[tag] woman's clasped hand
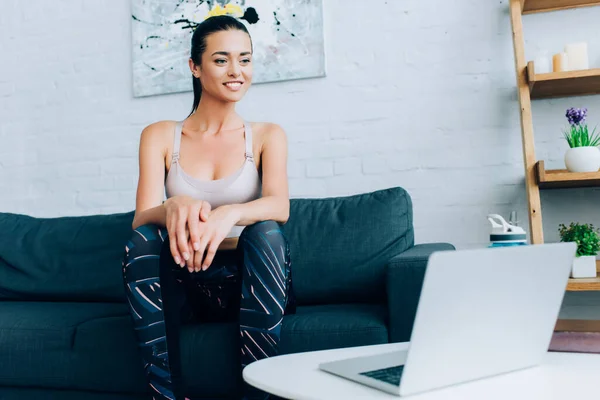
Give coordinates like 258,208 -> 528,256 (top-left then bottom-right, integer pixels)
164,196 -> 240,272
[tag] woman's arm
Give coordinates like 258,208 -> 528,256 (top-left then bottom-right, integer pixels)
228,122 -> 290,225
131,122 -> 169,230
194,123 -> 290,271
132,204 -> 168,230
131,121 -> 212,269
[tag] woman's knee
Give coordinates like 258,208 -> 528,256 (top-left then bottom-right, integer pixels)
239,220 -> 290,280
239,220 -> 287,249
126,224 -> 167,253
123,224 -> 167,278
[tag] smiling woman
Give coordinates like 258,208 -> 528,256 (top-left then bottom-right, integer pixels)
121,15 -> 295,400
187,21 -> 254,115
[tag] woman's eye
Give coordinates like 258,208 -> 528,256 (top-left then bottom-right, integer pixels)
215,59 -> 227,64
241,59 -> 251,64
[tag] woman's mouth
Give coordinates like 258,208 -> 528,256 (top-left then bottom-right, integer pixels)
224,81 -> 243,91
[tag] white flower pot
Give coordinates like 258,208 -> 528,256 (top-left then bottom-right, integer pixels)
564,146 -> 600,173
571,255 -> 598,278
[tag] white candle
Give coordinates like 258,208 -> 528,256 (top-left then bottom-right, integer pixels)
564,42 -> 589,71
553,52 -> 568,72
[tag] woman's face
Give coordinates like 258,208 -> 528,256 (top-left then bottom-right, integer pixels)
191,29 -> 253,103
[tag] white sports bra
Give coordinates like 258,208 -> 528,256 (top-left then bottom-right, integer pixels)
164,120 -> 262,238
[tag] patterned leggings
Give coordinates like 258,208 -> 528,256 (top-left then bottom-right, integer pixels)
122,220 -> 295,400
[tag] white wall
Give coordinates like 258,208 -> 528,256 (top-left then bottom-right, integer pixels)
1,0 -> 600,256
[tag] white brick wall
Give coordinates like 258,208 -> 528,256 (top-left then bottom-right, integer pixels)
1,0 -> 600,255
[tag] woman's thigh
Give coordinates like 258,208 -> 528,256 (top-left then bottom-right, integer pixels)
183,249 -> 242,324
176,220 -> 294,324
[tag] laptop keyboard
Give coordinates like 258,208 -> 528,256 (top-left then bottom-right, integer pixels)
359,365 -> 405,386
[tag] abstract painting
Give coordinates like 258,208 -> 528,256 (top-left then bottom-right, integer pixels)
131,0 -> 326,98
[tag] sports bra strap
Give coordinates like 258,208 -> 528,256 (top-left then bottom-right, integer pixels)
173,120 -> 252,163
244,121 -> 254,161
172,121 -> 183,163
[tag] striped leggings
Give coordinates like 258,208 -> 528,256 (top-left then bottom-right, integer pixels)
122,220 -> 295,400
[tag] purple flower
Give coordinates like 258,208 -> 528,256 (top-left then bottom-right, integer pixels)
566,107 -> 587,126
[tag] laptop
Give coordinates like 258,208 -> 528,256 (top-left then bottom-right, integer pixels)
319,242 -> 576,396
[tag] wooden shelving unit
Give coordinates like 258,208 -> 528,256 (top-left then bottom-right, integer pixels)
537,160 -> 600,189
562,262 -> 600,332
509,0 -> 600,294
567,261 -> 600,291
526,61 -> 600,99
522,0 -> 600,14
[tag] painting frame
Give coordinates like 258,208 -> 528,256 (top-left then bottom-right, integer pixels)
131,0 -> 326,98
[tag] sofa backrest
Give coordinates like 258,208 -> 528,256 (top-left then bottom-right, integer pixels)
0,211 -> 135,302
0,186 -> 414,304
282,186 -> 414,305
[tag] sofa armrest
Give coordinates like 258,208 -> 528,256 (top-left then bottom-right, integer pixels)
386,243 -> 455,343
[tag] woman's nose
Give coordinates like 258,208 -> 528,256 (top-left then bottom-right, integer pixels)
228,63 -> 241,77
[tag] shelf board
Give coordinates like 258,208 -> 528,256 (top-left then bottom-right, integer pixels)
555,318 -> 600,332
567,261 -> 600,291
526,61 -> 600,99
523,0 -> 600,14
536,160 -> 600,189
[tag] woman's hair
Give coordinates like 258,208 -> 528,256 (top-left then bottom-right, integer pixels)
188,15 -> 252,117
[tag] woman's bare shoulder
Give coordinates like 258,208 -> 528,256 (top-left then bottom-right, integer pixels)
140,120 -> 177,142
250,121 -> 287,145
138,120 -> 178,153
138,120 -> 179,167
250,122 -> 287,169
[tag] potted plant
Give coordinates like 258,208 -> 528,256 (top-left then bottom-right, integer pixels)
558,222 -> 600,278
562,107 -> 600,173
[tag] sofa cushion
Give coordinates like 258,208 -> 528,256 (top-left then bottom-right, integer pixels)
279,303 -> 389,353
0,211 -> 135,302
0,301 -> 145,393
0,387 -> 146,400
0,187 -> 410,399
0,301 -> 388,398
0,187 -> 412,306
281,186 -> 414,305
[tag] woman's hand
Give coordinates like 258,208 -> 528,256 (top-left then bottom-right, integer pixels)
191,205 -> 241,272
163,196 -> 211,267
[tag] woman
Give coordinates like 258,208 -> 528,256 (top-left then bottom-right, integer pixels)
122,15 -> 295,400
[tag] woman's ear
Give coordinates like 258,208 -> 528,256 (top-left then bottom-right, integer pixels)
188,58 -> 201,79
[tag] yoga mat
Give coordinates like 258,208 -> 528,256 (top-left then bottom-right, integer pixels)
549,331 -> 600,354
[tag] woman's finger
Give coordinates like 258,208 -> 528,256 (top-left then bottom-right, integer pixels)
200,200 -> 212,222
187,204 -> 201,251
167,218 -> 182,267
202,235 -> 222,271
192,247 -> 203,273
176,210 -> 190,263
186,239 -> 196,273
195,234 -> 211,272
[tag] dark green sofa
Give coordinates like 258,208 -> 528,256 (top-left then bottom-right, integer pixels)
0,186 -> 454,399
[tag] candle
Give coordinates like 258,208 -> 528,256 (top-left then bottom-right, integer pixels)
564,42 -> 589,71
553,52 -> 568,72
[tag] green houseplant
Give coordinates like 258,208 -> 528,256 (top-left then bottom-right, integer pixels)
558,222 -> 600,278
562,107 -> 600,173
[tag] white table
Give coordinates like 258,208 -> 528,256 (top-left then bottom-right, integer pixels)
243,342 -> 600,399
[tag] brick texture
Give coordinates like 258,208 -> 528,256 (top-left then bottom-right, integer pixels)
1,0 -> 599,253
